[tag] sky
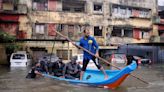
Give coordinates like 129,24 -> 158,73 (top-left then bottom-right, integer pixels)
158,0 -> 164,5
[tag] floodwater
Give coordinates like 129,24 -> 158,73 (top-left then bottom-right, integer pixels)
0,64 -> 164,92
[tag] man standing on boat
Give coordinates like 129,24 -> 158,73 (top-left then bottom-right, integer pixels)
79,29 -> 108,80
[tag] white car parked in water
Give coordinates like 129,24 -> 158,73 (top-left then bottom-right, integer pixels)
10,51 -> 32,67
76,54 -> 98,70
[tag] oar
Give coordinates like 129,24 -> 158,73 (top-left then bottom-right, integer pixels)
55,31 -> 149,84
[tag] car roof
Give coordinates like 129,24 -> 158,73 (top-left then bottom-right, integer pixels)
104,53 -> 125,56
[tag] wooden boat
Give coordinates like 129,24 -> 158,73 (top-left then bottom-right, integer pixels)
43,61 -> 137,89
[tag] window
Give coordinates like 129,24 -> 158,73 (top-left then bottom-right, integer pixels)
48,24 -> 56,36
143,32 -> 149,39
94,26 -> 103,36
32,0 -> 48,11
133,29 -> 141,39
113,7 -> 118,13
112,28 -> 122,37
120,8 -> 126,15
111,4 -> 151,19
62,0 -> 85,12
124,29 -> 133,37
2,3 -> 14,10
48,0 -> 57,11
35,24 -> 45,34
68,25 -> 74,38
94,4 -> 102,11
159,31 -> 164,37
56,50 -> 72,60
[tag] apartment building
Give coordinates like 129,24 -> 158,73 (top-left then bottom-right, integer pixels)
0,0 -> 158,61
152,6 -> 164,42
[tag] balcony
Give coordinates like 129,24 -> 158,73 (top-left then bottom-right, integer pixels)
149,36 -> 160,42
160,37 -> 164,42
152,16 -> 161,24
62,0 -> 86,13
0,2 -> 27,14
112,4 -> 151,19
152,16 -> 164,25
2,0 -> 19,4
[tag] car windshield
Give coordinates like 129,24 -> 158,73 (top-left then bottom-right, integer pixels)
12,54 -> 25,59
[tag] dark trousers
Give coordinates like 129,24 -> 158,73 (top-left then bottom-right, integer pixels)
82,57 -> 101,71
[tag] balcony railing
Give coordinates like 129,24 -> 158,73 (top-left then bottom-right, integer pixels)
2,0 -> 19,4
160,37 -> 164,42
152,16 -> 164,24
0,4 -> 27,14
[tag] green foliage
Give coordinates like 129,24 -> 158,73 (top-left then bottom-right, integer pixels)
5,44 -> 21,54
0,31 -> 16,43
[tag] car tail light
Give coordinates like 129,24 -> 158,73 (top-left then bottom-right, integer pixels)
111,58 -> 114,62
138,59 -> 141,64
149,60 -> 152,64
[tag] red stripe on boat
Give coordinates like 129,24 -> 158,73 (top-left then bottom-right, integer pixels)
103,74 -> 129,89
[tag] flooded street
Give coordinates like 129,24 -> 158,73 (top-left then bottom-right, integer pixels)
0,64 -> 164,92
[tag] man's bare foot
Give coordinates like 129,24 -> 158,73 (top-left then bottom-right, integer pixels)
104,75 -> 108,80
103,86 -> 109,89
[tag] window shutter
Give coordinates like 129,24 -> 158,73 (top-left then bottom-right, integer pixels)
48,24 -> 56,36
48,0 -> 56,11
133,29 -> 140,40
35,25 -> 45,34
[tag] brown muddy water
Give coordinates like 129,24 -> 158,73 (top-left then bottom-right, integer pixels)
0,64 -> 164,92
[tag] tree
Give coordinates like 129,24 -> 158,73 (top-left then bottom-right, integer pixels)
0,30 -> 16,43
0,30 -> 21,64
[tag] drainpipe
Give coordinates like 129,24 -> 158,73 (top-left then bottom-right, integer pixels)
68,42 -> 70,61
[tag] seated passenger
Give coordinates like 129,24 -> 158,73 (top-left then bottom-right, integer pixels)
52,58 -> 65,77
63,56 -> 81,80
26,62 -> 43,79
39,56 -> 49,74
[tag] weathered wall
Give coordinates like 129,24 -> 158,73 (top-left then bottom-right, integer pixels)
16,0 -> 158,60
0,45 -> 7,65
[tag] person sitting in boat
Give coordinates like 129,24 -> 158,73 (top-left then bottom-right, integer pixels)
63,56 -> 81,80
52,58 -> 65,77
26,62 -> 43,79
39,56 -> 49,74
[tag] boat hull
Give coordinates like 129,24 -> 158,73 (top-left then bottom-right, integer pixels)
43,61 -> 137,89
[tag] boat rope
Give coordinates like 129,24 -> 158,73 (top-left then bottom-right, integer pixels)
55,30 -> 149,85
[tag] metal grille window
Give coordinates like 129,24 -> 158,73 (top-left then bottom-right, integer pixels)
35,24 -> 45,34
94,26 -> 103,36
111,28 -> 122,37
111,4 -> 151,18
56,50 -> 72,60
124,29 -> 133,37
94,4 -> 102,11
32,0 -> 48,11
62,0 -> 85,12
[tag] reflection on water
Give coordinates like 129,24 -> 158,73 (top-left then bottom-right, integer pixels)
0,64 -> 164,92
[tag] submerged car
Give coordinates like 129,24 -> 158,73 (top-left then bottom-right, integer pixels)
126,55 -> 152,65
109,53 -> 128,70
133,56 -> 152,65
10,51 -> 32,67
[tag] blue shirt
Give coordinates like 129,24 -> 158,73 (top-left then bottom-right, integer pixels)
79,36 -> 99,59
